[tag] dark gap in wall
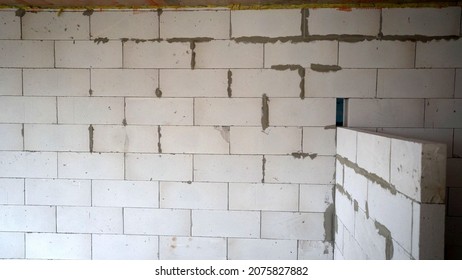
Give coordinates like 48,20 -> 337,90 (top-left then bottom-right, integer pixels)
336,98 -> 345,127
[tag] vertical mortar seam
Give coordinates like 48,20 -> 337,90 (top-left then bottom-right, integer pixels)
414,41 -> 417,68
90,234 -> 93,260
23,232 -> 26,259
336,41 -> 340,66
298,184 -> 301,212
423,98 -> 426,128
122,208 -> 125,234
453,69 -> 457,99
375,69 -> 379,98
21,69 -> 24,96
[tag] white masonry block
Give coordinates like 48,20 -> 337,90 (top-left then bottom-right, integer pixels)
91,11 -> 158,39
0,96 -> 56,124
0,124 -> 22,151
299,241 -> 334,260
416,39 -> 462,68
0,178 -> 24,205
161,126 -> 229,154
92,234 -> 158,260
339,40 -> 415,68
265,41 -> 337,68
24,69 -> 90,97
26,233 -> 90,260
270,98 -> 336,126
195,98 -> 261,126
124,208 -> 190,236
0,232 -> 24,259
0,40 -> 54,68
91,69 -> 158,97
353,209 -> 387,260
303,127 -> 336,156
334,216 -> 345,255
307,8 -> 380,36
305,69 -> 377,98
22,11 -> 89,40
348,99 -> 424,128
58,97 -> 124,125
231,9 -> 301,37
379,128 -> 453,154
125,98 -> 193,125
0,69 -> 22,96
92,180 -> 158,208
0,152 -> 57,178
24,124 -> 89,152
229,183 -> 299,211
124,41 -> 191,68
232,69 -> 301,98
195,41 -> 263,68
335,188 -> 355,233
55,41 -> 122,68
265,156 -> 335,184
455,129 -> 462,158
357,131 -> 391,181
336,159 -> 344,186
25,179 -> 91,206
92,125 -> 158,153
160,182 -> 227,210
126,154 -> 192,181
299,184 -> 333,212
58,152 -> 124,180
161,10 -> 229,39
343,166 -> 367,210
160,69 -> 227,97
412,203 -> 445,259
392,240 -> 412,260
456,69 -> 462,98
261,211 -> 326,240
230,127 -> 301,155
159,236 -> 226,260
0,11 -> 20,39
377,69 -> 454,98
0,205 -> 55,232
57,206 -> 122,234
228,238 -> 297,260
342,229 -> 367,259
390,138 -> 446,203
425,99 -> 462,128
194,155 -> 262,183
192,210 -> 260,238
337,128 -> 357,163
368,181 -> 413,252
382,8 -> 461,36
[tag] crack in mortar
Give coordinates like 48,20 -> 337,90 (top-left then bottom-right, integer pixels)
291,152 -> 317,159
261,94 -> 269,131
88,124 -> 94,153
336,155 -> 397,195
227,70 -> 232,98
310,63 -> 342,72
374,220 -> 394,260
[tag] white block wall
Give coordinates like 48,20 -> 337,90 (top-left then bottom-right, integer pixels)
0,6 -> 460,260
335,128 -> 447,260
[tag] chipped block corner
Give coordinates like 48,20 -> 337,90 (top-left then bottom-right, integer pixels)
0,5 -> 461,260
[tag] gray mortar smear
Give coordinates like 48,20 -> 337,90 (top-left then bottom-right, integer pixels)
261,94 -> 269,131
94,37 -> 109,44
88,125 -> 94,153
122,118 -> 127,126
261,156 -> 266,184
155,88 -> 162,98
271,64 -> 303,71
190,41 -> 196,70
291,152 -> 317,159
167,37 -> 213,43
83,9 -> 93,16
374,220 -> 394,260
324,204 -> 334,241
157,8 -> 163,17
89,89 -> 93,96
157,126 -> 162,154
336,155 -> 397,195
365,201 -> 370,219
298,68 -> 305,99
353,200 -> 359,212
227,70 -> 232,98
15,8 -> 26,17
335,183 -> 352,201
310,64 -> 342,72
215,126 -> 230,144
324,124 -> 337,130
